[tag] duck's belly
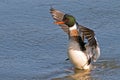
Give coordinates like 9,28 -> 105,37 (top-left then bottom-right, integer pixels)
68,49 -> 90,69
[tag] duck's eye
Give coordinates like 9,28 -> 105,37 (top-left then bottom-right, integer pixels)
64,18 -> 69,22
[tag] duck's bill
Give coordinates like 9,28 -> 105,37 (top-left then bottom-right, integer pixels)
54,21 -> 65,25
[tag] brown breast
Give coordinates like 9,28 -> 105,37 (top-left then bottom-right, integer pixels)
70,30 -> 79,37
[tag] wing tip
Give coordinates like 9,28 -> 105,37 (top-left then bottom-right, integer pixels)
50,7 -> 55,11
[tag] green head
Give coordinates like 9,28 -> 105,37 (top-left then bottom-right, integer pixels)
63,14 -> 76,27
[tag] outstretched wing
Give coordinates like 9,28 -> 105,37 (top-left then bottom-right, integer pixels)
50,8 -> 69,34
78,25 -> 100,62
78,25 -> 96,47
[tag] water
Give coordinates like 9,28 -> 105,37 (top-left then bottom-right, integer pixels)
0,0 -> 120,80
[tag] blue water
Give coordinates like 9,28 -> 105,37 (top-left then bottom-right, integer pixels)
0,0 -> 120,80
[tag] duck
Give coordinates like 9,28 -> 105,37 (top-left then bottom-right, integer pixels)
50,8 -> 100,70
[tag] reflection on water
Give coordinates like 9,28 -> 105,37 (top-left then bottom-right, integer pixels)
52,69 -> 92,80
68,69 -> 92,80
52,58 -> 120,80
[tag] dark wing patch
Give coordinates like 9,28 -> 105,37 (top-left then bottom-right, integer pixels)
78,25 -> 97,47
78,25 -> 100,62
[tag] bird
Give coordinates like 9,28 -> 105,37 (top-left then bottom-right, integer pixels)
50,8 -> 100,70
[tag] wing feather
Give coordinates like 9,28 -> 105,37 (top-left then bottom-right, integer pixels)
50,8 -> 69,34
78,25 -> 100,62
